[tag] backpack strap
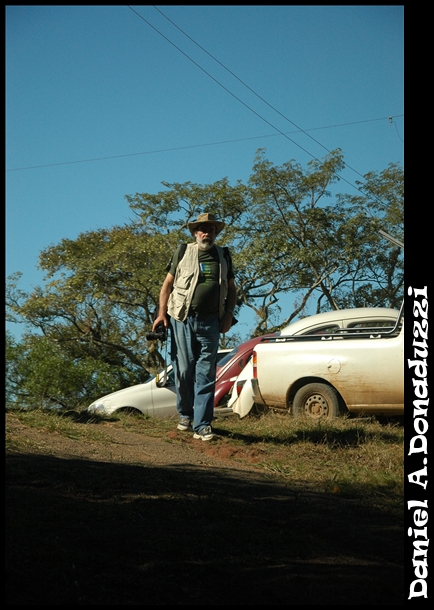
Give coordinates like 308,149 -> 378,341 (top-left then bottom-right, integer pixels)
165,243 -> 187,272
223,246 -> 233,274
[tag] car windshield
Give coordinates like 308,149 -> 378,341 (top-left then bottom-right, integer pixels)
216,347 -> 238,368
301,324 -> 340,335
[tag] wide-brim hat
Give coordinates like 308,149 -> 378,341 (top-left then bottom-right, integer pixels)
187,212 -> 225,236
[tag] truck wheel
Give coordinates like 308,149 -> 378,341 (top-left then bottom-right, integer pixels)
293,383 -> 340,420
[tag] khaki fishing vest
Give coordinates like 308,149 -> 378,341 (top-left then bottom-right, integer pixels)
167,243 -> 229,322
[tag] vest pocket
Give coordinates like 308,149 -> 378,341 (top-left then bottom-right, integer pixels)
169,288 -> 189,320
175,270 -> 194,290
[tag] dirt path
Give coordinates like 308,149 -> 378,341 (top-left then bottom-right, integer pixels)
6,413 -> 404,605
6,412 -> 273,473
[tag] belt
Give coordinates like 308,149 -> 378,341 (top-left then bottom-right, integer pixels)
188,310 -> 218,318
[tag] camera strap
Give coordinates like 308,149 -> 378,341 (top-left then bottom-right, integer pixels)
155,330 -> 170,387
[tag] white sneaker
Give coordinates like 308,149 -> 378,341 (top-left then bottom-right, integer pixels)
193,425 -> 216,441
177,417 -> 192,431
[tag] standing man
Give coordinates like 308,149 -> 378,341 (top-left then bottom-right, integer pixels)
152,213 -> 237,440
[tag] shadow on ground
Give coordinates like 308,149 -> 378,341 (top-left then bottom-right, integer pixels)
6,452 -> 404,605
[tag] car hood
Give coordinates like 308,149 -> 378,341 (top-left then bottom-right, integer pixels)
92,382 -> 152,402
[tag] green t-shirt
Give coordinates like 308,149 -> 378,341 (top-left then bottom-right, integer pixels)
169,245 -> 234,315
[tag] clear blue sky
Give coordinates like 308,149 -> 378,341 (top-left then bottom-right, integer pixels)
6,5 -> 404,337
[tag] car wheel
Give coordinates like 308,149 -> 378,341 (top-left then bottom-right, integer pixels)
293,383 -> 340,420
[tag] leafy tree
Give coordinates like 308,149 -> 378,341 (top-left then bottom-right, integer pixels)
238,150 -> 403,330
335,162 -> 404,309
235,149 -> 349,330
6,149 -> 403,408
6,331 -> 124,410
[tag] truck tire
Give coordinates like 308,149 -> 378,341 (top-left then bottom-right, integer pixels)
293,383 -> 340,420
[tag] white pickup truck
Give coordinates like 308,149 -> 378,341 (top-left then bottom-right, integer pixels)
250,308 -> 404,420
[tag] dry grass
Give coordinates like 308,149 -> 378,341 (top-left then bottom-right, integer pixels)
6,408 -> 405,605
214,412 -> 404,507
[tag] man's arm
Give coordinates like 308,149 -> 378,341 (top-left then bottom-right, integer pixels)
152,273 -> 175,330
220,277 -> 237,334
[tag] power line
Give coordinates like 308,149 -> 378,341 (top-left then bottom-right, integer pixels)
152,5 -> 368,179
5,116 -> 402,172
126,6 -> 402,201
125,6 -> 322,161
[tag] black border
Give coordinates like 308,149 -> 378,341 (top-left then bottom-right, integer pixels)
405,275 -> 430,602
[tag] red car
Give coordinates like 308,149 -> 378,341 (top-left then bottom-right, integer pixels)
214,334 -> 277,411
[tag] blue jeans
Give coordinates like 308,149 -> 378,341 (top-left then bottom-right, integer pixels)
170,312 -> 220,433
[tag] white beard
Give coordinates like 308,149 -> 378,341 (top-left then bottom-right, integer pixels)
196,236 -> 215,251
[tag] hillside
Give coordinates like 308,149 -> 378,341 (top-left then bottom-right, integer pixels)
6,411 -> 404,605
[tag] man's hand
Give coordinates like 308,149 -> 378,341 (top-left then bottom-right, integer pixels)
152,313 -> 169,331
219,311 -> 233,334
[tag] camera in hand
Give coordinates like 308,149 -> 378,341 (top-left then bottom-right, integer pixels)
146,323 -> 167,341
